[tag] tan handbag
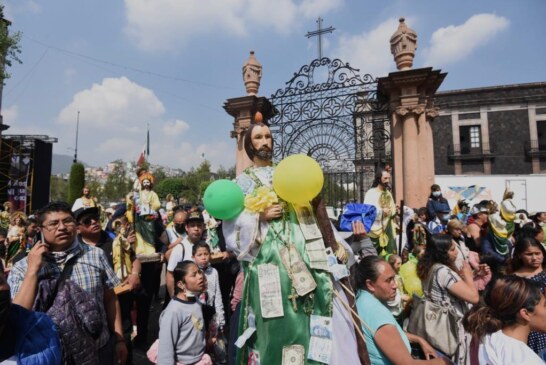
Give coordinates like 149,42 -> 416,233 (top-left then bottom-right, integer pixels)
407,264 -> 462,357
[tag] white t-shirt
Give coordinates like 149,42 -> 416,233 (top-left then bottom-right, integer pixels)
166,236 -> 193,272
480,330 -> 544,365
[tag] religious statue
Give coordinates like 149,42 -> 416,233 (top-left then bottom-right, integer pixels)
127,172 -> 161,261
71,185 -> 98,212
223,123 -> 362,364
242,51 -> 262,95
4,211 -> 27,269
111,215 -> 137,294
364,170 -> 397,256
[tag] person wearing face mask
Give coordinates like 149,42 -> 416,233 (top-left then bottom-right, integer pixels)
166,211 -> 206,299
427,207 -> 451,234
364,169 -> 397,256
165,210 -> 188,260
0,259 -> 62,365
426,184 -> 451,223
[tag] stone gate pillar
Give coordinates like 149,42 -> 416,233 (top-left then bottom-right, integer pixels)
377,18 -> 446,208
223,51 -> 275,176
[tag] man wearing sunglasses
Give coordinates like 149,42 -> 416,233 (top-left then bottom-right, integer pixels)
7,201 -> 127,365
76,206 -> 141,365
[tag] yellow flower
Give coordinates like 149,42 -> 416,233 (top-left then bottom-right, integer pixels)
244,186 -> 279,213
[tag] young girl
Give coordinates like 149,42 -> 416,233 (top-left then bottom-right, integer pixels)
386,254 -> 409,321
192,242 -> 225,330
154,261 -> 212,365
463,276 -> 546,364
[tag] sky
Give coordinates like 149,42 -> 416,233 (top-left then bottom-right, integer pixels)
2,0 -> 545,171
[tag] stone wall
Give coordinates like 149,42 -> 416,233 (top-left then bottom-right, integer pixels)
488,109 -> 532,174
430,82 -> 546,176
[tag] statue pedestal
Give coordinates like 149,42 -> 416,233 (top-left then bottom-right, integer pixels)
223,96 -> 275,175
378,67 -> 446,208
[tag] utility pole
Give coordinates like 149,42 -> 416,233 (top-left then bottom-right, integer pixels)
73,111 -> 79,163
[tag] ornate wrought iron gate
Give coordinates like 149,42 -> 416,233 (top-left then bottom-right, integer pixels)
269,58 -> 391,207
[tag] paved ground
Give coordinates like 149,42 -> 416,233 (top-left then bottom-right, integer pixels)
132,295 -> 162,365
133,267 -> 165,365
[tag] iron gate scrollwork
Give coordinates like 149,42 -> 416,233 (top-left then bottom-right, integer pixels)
269,57 -> 391,206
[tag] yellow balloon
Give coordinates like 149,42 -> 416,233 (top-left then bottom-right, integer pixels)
272,154 -> 324,205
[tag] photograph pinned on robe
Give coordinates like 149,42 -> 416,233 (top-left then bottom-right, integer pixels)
203,179 -> 245,220
272,154 -> 324,205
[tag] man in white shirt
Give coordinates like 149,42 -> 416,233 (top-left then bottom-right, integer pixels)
165,211 -> 205,298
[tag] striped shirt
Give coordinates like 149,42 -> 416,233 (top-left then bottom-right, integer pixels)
8,240 -> 121,348
426,264 -> 467,316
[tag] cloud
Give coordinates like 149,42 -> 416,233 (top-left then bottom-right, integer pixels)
423,13 -> 509,66
4,0 -> 41,17
123,0 -> 344,51
2,105 -> 19,125
163,120 -> 190,136
300,0 -> 342,19
334,17 -> 400,78
53,77 -> 233,170
57,76 -> 165,130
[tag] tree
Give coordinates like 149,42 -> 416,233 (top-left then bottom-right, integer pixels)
179,160 -> 212,204
67,162 -> 85,205
103,160 -> 131,202
86,176 -> 104,204
155,178 -> 187,200
216,165 -> 236,180
50,176 -> 68,202
0,6 -> 22,82
151,166 -> 167,186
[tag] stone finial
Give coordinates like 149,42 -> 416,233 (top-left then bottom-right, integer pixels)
253,111 -> 263,124
242,51 -> 262,96
390,17 -> 417,71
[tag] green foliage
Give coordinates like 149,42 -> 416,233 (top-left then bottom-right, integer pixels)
181,160 -> 212,204
0,6 -> 22,82
321,177 -> 349,207
216,165 -> 236,180
151,166 -> 167,186
103,160 -> 131,202
155,178 -> 186,200
67,163 -> 85,205
154,160 -> 213,205
86,176 -> 103,204
50,176 -> 68,202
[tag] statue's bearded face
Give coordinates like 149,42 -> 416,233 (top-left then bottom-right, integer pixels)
142,179 -> 151,188
251,125 -> 273,161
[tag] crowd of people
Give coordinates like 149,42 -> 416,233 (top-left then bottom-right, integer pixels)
1,122 -> 546,365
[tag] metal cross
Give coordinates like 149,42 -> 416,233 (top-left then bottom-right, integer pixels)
305,17 -> 335,59
288,290 -> 299,312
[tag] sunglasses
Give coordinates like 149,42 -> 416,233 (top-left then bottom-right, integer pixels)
80,215 -> 100,226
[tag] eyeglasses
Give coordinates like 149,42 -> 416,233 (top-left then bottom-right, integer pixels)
80,215 -> 100,226
42,217 -> 76,231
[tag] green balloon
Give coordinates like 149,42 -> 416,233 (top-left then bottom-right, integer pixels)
203,179 -> 244,220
